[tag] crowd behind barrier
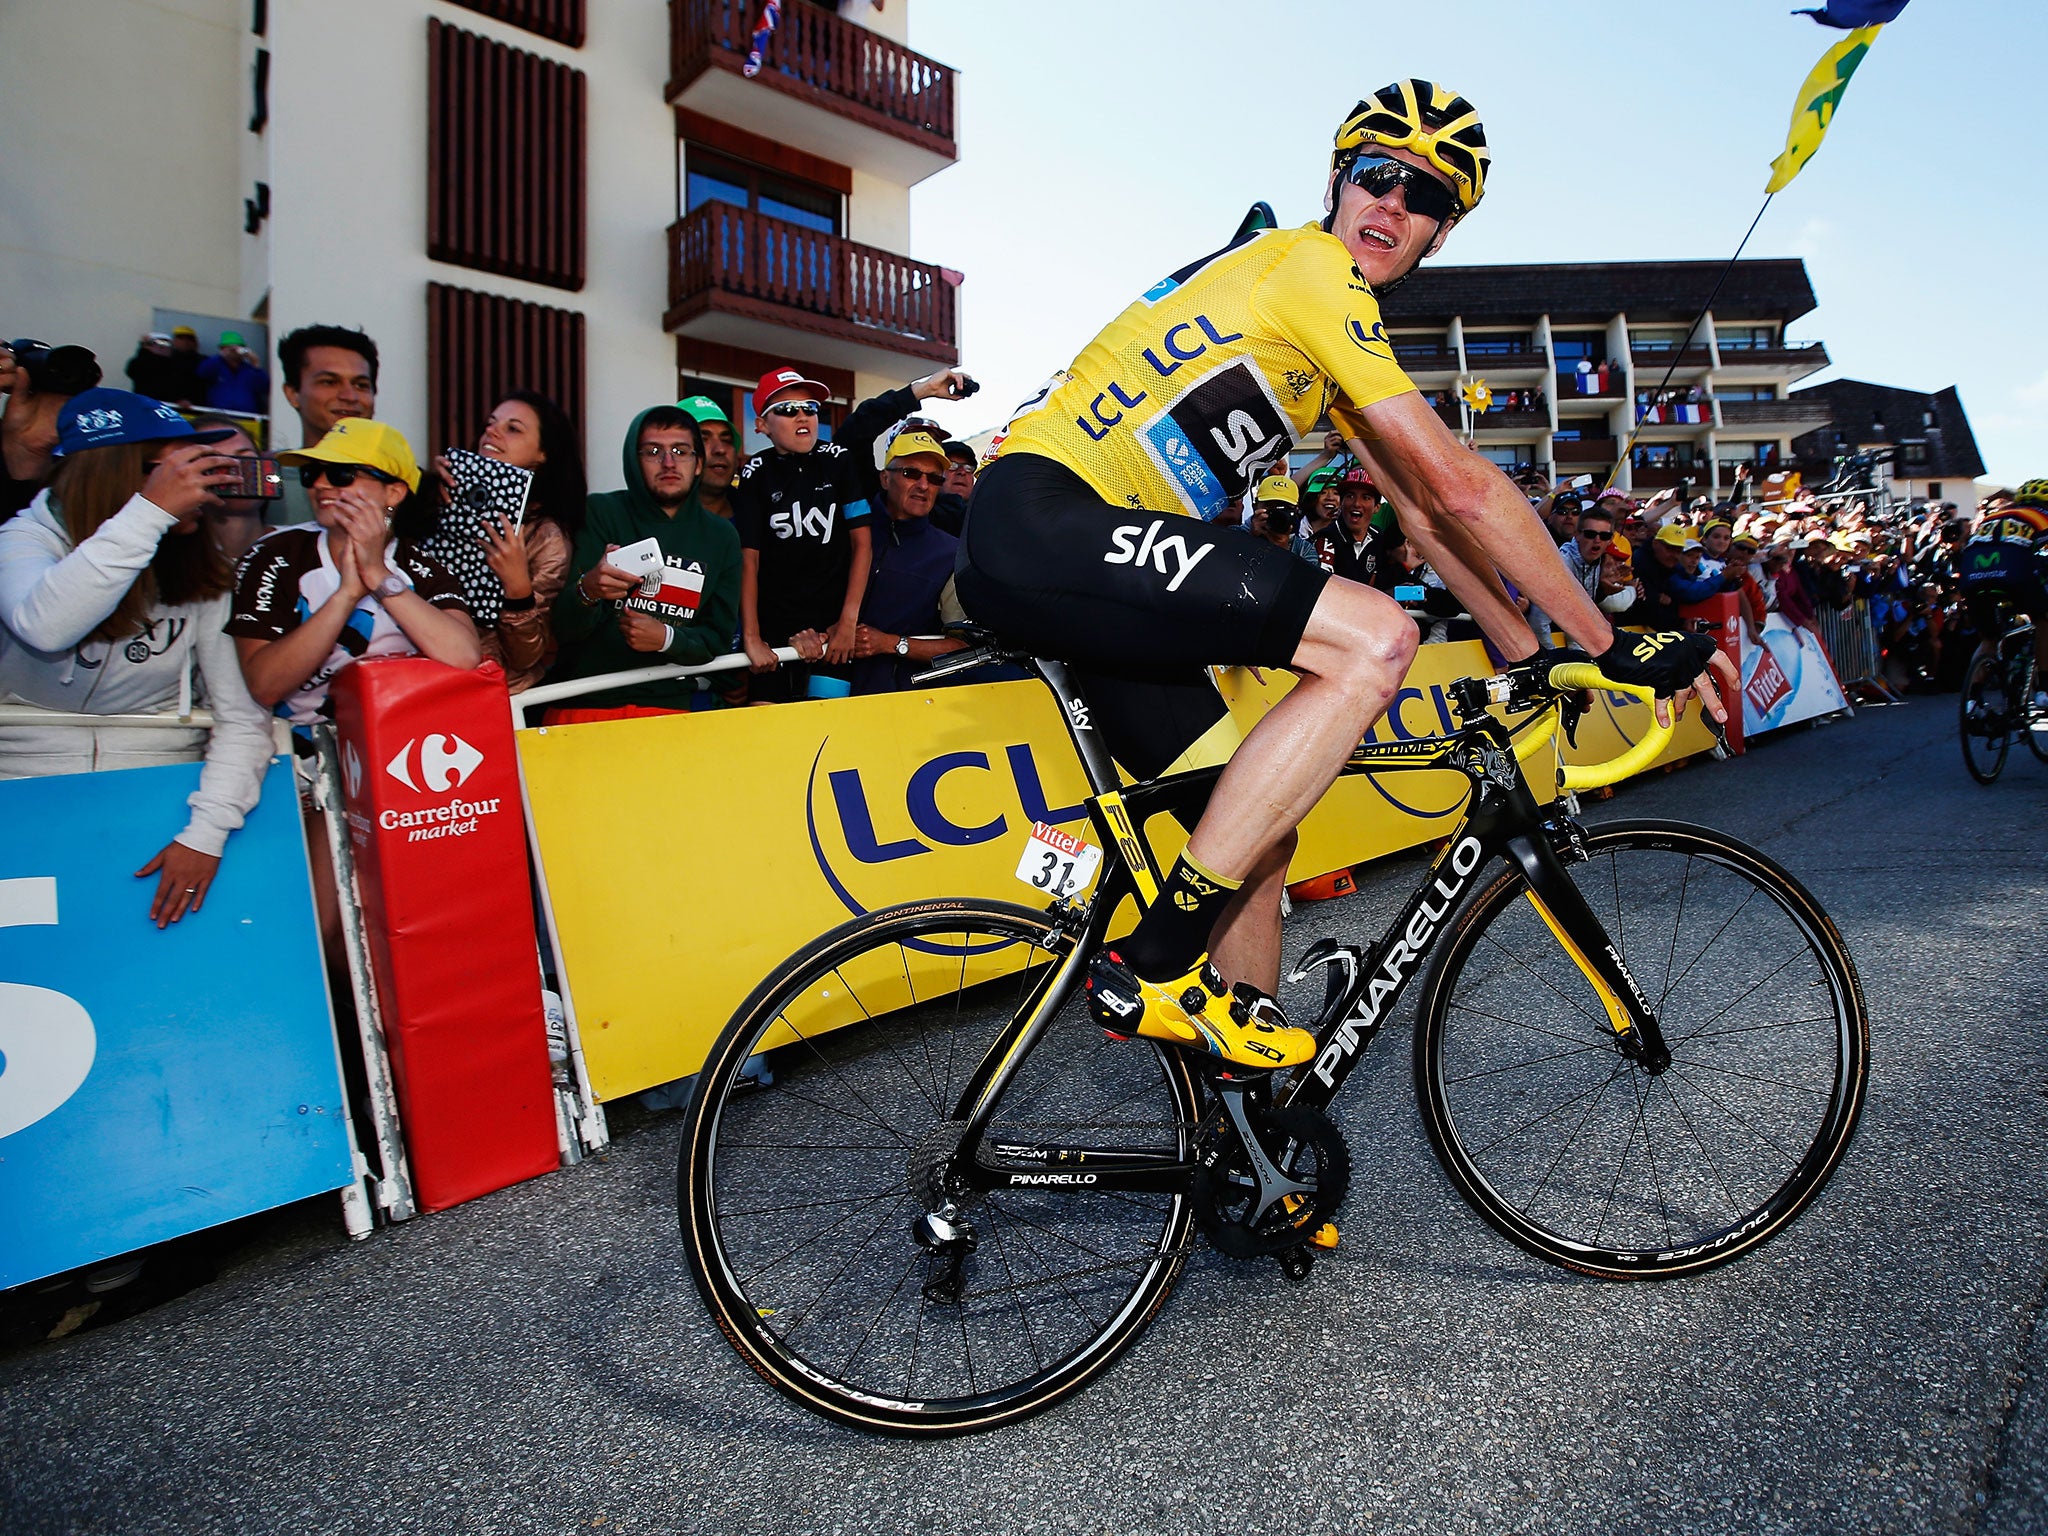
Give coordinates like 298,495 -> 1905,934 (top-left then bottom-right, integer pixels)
3,317 -> 2008,1307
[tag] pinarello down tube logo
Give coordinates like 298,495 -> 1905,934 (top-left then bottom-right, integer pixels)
804,738 -> 1088,957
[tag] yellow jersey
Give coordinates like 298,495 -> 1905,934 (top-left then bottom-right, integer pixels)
992,223 -> 1418,520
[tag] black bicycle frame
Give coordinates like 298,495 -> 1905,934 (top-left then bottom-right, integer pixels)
943,657 -> 1670,1197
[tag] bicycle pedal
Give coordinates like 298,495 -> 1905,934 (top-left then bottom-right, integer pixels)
1310,1222 -> 1340,1250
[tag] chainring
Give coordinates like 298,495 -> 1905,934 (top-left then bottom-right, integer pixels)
1191,1102 -> 1350,1259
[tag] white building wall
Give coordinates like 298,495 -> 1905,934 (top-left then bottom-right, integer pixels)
0,0 -> 244,369
263,1 -> 680,469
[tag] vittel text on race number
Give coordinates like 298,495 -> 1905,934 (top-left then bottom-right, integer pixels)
1012,821 -> 1101,900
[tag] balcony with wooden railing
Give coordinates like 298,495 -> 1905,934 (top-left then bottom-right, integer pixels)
1461,348 -> 1549,374
1711,340 -> 1830,379
668,0 -> 956,184
666,203 -> 958,373
1557,369 -> 1624,400
1554,436 -> 1618,465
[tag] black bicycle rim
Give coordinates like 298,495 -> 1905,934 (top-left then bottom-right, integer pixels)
1960,655 -> 2009,784
1415,822 -> 1867,1279
679,900 -> 1198,1435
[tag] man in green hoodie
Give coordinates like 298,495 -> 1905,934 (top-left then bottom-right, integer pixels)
546,405 -> 742,721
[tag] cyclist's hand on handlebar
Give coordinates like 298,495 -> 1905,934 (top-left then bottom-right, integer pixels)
1592,631 -> 1738,728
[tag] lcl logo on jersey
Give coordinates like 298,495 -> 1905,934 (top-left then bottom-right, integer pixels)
1347,316 -> 1393,358
385,733 -> 484,793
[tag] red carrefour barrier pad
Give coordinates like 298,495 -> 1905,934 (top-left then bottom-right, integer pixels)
333,658 -> 556,1211
1679,591 -> 1745,756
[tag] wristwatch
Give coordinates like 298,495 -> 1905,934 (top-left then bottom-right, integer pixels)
373,572 -> 408,601
894,635 -> 910,657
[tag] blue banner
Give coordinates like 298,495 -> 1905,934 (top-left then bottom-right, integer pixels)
0,757 -> 351,1289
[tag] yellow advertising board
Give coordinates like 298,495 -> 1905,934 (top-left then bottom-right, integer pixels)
517,647 -> 1715,1101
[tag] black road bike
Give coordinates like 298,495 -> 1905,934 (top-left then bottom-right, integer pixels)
1960,610 -> 2047,783
678,644 -> 1869,1436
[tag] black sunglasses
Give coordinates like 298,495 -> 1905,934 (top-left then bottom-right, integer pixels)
890,466 -> 946,487
300,463 -> 396,489
1344,155 -> 1459,226
1579,529 -> 1616,542
764,400 -> 821,419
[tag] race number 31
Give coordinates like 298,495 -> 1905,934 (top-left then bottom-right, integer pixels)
1012,821 -> 1101,900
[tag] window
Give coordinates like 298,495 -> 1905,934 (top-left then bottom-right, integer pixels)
685,149 -> 840,235
1551,332 -> 1604,364
1901,440 -> 1929,466
428,21 -> 586,290
1714,324 -> 1778,351
1630,328 -> 1691,353
1476,444 -> 1531,470
1463,332 -> 1533,357
1715,385 -> 1779,402
427,283 -> 585,460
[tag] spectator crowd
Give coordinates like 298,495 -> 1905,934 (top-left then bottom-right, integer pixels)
0,322 -> 2017,942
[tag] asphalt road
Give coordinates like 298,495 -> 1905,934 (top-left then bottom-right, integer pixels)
4,695 -> 2047,1536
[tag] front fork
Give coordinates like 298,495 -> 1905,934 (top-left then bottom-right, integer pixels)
1509,819 -> 1672,1073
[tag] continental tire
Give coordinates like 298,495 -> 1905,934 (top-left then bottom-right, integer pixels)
678,899 -> 1199,1436
1413,821 -> 1867,1280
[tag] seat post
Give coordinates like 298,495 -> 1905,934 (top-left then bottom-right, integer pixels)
1031,658 -> 1123,797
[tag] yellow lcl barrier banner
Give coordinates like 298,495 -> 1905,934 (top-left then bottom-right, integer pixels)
517,643 -> 1715,1101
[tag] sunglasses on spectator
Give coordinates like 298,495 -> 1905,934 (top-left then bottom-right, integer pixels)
638,444 -> 697,462
764,401 -> 821,419
890,467 -> 946,487
299,463 -> 398,489
1344,155 -> 1460,225
1578,529 -> 1615,542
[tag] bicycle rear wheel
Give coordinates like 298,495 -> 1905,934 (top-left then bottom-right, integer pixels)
1413,821 -> 1867,1279
679,899 -> 1199,1436
1960,653 -> 2010,783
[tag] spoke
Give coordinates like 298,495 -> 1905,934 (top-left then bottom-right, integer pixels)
1627,1062 -> 1674,1248
1679,1014 -> 1837,1045
1655,854 -> 1692,1015
736,1184 -> 906,1290
978,1197 -> 1128,1269
720,1184 -> 907,1219
1665,942 -> 1818,1047
1518,1060 -> 1631,1220
768,1018 -> 916,1148
1467,1061 -> 1625,1160
1442,1037 -> 1615,1089
979,1204 -> 1050,1373
757,1076 -> 907,1145
840,1246 -> 925,1383
1656,883 -> 1762,1004
1652,1071 -> 1744,1223
1446,996 -> 1615,1053
1665,1056 -> 1833,1098
1657,1062 -> 1805,1165
721,1139 -> 901,1154
825,964 -> 944,1126
1479,927 -> 1604,1031
774,1197 -> 911,1343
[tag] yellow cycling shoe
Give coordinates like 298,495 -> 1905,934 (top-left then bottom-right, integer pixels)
1085,951 -> 1316,1070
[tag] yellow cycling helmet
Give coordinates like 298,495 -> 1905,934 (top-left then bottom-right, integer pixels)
2012,477 -> 2048,510
1333,80 -> 1490,217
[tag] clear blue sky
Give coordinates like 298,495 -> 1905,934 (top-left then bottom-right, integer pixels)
904,0 -> 2043,488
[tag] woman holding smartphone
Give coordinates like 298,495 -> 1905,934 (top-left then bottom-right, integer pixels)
430,391 -> 585,692
0,388 -> 271,926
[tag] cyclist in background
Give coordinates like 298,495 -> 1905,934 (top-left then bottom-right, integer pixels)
959,80 -> 1733,1072
1958,480 -> 2048,689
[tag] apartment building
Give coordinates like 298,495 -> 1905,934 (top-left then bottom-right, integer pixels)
0,0 -> 959,458
1372,258 -> 1834,495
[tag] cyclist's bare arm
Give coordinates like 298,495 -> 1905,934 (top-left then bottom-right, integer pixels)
1346,393 -> 1614,658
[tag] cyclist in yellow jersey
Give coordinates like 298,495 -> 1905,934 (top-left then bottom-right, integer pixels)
957,80 -> 1737,1072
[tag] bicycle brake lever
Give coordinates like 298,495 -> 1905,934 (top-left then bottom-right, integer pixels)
1560,691 -> 1586,751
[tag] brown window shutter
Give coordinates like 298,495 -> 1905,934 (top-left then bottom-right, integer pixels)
428,20 -> 586,291
427,283 -> 586,462
440,0 -> 585,49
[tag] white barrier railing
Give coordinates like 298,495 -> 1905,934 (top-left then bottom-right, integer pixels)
510,646 -> 803,727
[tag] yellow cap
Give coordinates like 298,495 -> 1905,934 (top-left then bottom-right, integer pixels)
885,430 -> 949,466
1654,523 -> 1701,550
1253,473 -> 1299,507
279,418 -> 421,492
1703,519 -> 1732,535
1609,534 -> 1632,560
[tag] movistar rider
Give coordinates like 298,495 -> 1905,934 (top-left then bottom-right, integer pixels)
958,81 -> 1734,1071
1959,479 -> 2048,685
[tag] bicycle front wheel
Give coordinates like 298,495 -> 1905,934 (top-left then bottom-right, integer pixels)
679,899 -> 1200,1436
1961,653 -> 2010,783
1414,821 -> 1867,1279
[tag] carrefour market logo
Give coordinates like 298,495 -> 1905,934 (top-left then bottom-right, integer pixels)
385,733 -> 483,793
804,738 -> 1086,951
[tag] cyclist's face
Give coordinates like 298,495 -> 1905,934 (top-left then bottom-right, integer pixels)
1333,145 -> 1455,288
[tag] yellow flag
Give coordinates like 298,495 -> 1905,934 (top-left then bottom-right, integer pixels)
1767,24 -> 1883,193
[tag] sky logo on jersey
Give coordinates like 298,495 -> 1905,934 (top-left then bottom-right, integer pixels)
1347,316 -> 1393,358
1138,358 -> 1292,518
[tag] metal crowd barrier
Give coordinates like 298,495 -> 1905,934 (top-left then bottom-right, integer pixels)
1814,601 -> 1903,705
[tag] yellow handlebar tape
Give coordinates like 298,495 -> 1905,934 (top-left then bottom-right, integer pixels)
1545,664 -> 1675,791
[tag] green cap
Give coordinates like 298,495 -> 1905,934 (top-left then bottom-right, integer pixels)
1305,467 -> 1338,494
219,330 -> 245,347
677,394 -> 730,426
